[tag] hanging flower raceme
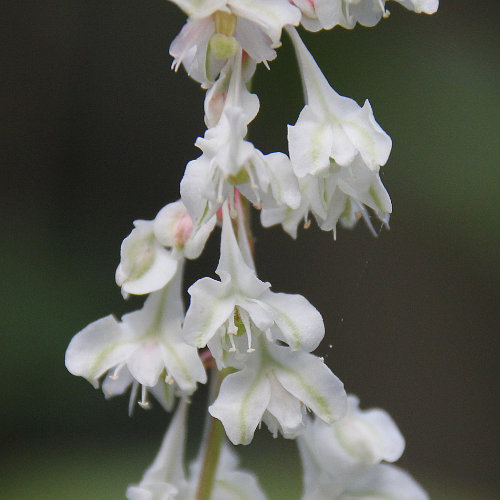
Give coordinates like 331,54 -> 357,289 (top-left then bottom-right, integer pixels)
293,0 -> 439,32
65,268 -> 207,414
297,395 -> 428,499
116,199 -> 215,296
169,0 -> 302,87
181,54 -> 300,227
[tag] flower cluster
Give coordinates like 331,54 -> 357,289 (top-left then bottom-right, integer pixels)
65,0 -> 439,498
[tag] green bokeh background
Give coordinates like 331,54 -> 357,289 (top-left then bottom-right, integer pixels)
1,1 -> 498,498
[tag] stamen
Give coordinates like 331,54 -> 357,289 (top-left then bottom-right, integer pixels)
165,373 -> 174,385
228,334 -> 237,353
239,308 -> 255,353
109,362 -> 125,381
227,312 -> 237,335
357,202 -> 377,237
138,385 -> 151,409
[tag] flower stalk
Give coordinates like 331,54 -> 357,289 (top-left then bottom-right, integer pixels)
64,2 -> 440,499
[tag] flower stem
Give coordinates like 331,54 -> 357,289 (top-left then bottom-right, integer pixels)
195,367 -> 229,500
196,193 -> 254,500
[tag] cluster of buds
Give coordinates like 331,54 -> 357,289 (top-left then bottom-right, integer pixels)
65,1 -> 438,498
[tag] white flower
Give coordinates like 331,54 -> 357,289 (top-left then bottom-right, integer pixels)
262,158 -> 392,239
127,399 -> 267,500
127,400 -> 190,500
116,200 -> 215,296
181,54 -> 300,226
209,335 -> 347,445
297,395 -> 428,500
392,0 -> 439,15
286,26 -> 392,177
183,202 -> 324,353
169,1 -> 301,87
115,219 -> 178,297
293,0 -> 388,32
65,269 -> 207,412
293,0 -> 438,32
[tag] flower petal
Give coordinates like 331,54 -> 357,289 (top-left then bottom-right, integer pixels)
209,367 -> 271,445
183,276 -> 235,348
271,344 -> 347,424
65,315 -> 137,387
344,463 -> 429,500
263,290 -> 325,351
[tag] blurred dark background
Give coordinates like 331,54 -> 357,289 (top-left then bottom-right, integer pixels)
1,1 -> 499,498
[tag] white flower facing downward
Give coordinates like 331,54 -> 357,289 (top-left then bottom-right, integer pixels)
181,53 -> 300,227
116,200 -> 215,296
65,269 -> 207,413
169,0 -> 301,87
183,202 -> 325,354
297,395 -> 428,500
261,157 -> 392,239
293,0 -> 438,32
209,334 -> 347,445
286,26 -> 392,177
127,399 -> 267,500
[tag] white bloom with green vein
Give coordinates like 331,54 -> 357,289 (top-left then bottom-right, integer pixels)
209,336 -> 347,445
183,203 -> 324,354
116,200 -> 215,296
169,0 -> 301,87
65,270 -> 206,411
298,395 -> 429,499
286,27 -> 392,177
262,157 -> 391,239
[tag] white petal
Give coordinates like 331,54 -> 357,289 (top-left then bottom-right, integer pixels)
213,469 -> 267,500
153,200 -> 186,247
264,152 -> 301,209
357,408 -> 405,463
263,291 -> 325,351
160,337 -> 207,393
271,345 -> 347,424
102,366 -> 134,398
180,155 -> 213,226
217,203 -> 270,296
265,372 -> 304,437
231,0 -> 301,45
342,100 -> 392,170
169,0 -> 226,18
126,400 -> 189,500
343,463 -> 429,500
288,107 -> 333,177
65,315 -> 137,387
209,367 -> 271,445
393,0 -> 439,15
117,221 -> 179,295
127,342 -> 165,387
183,277 -> 235,347
234,18 -> 276,64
